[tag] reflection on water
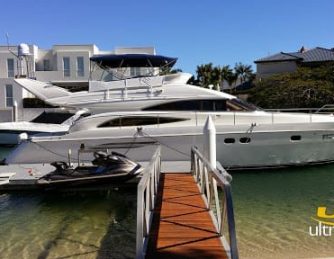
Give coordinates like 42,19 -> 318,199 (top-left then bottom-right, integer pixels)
232,165 -> 334,259
0,189 -> 136,259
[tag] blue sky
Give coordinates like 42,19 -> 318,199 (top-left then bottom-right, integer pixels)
1,0 -> 333,74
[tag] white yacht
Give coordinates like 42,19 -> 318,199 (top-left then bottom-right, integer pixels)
10,53 -> 334,169
0,110 -> 88,146
6,108 -> 334,169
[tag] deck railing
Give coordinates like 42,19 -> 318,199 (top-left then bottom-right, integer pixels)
191,146 -> 239,259
265,104 -> 334,114
136,145 -> 161,259
95,108 -> 334,131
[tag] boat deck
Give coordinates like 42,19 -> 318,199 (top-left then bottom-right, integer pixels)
146,173 -> 227,258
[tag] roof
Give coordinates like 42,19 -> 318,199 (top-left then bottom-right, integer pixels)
90,54 -> 177,68
255,47 -> 334,63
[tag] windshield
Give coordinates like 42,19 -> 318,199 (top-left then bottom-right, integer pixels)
90,65 -> 158,82
227,98 -> 259,111
31,112 -> 75,124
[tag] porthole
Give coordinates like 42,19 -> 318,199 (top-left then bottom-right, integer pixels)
291,135 -> 301,141
224,138 -> 235,144
239,137 -> 251,144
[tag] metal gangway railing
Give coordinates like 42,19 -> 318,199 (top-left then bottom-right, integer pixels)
191,146 -> 239,259
136,145 -> 161,259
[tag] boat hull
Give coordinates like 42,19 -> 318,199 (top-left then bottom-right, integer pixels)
7,123 -> 334,170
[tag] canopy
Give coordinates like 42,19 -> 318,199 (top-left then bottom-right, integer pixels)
90,54 -> 177,68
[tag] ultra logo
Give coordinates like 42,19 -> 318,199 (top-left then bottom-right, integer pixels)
309,207 -> 334,237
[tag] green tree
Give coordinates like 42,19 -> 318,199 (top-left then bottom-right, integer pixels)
196,63 -> 214,88
221,65 -> 234,82
211,66 -> 223,91
249,64 -> 334,109
234,62 -> 254,84
221,65 -> 235,89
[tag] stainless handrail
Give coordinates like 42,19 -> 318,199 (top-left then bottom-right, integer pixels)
136,145 -> 161,259
191,146 -> 239,259
265,105 -> 334,114
315,104 -> 334,113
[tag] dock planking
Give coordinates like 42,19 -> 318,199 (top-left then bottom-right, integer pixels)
146,173 -> 227,259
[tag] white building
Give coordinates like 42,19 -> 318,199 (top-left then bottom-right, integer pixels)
0,44 -> 155,122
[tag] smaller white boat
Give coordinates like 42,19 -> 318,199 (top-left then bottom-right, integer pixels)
0,109 -> 88,146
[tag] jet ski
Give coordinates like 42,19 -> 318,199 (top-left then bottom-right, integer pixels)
37,151 -> 142,188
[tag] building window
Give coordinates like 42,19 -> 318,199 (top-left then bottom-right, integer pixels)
7,59 -> 15,77
43,59 -> 50,71
5,84 -> 14,107
63,57 -> 70,77
77,57 -> 84,77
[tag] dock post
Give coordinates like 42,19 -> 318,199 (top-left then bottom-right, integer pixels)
203,115 -> 216,168
204,116 -> 217,209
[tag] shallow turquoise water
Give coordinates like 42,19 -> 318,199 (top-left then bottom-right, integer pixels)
1,146 -> 334,258
0,189 -> 136,259
233,165 -> 334,258
0,147 -> 136,258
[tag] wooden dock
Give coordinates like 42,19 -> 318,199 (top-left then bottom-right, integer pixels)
136,145 -> 237,259
145,173 -> 227,259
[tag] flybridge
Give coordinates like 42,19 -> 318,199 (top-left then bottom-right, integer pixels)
88,54 -> 180,93
14,53 -> 224,113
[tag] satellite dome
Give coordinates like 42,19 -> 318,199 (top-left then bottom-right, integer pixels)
18,43 -> 30,56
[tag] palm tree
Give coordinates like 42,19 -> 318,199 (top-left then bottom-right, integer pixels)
221,65 -> 234,89
234,62 -> 254,84
227,73 -> 238,86
196,63 -> 214,88
211,66 -> 222,91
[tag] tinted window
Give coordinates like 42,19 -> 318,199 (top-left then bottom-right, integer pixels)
240,137 -> 251,143
98,116 -> 188,127
143,98 -> 258,112
227,99 -> 258,111
143,99 -> 227,111
290,135 -> 301,141
224,138 -> 235,144
31,112 -> 75,124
